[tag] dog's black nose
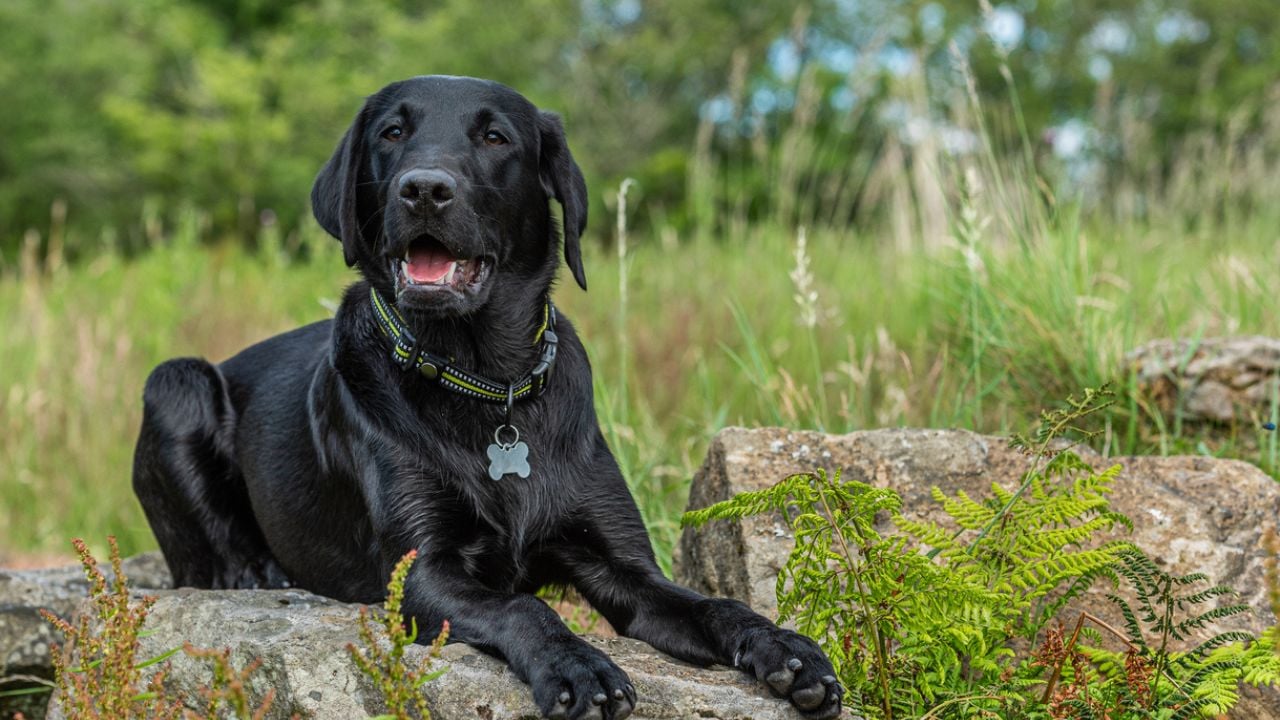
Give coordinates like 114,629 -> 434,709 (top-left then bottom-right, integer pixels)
399,169 -> 456,214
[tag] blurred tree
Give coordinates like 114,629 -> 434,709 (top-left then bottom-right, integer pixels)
186,0 -> 303,40
0,0 -> 1276,258
0,0 -> 212,252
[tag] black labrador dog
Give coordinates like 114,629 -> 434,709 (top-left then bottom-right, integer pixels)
132,76 -> 842,720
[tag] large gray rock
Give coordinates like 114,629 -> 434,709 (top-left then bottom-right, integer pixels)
38,588 -> 833,720
1128,336 -> 1280,425
676,427 -> 1280,718
8,555 -> 847,719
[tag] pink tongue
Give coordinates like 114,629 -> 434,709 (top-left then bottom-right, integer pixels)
406,244 -> 455,283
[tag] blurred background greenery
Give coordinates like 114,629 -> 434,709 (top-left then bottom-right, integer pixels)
3,0 -> 1278,254
2,0 -> 1279,565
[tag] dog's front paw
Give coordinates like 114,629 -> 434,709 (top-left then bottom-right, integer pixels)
735,627 -> 843,719
529,638 -> 636,720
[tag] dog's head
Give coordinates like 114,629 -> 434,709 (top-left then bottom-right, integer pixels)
312,76 -> 588,316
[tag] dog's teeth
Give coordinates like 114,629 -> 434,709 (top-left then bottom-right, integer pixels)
441,261 -> 457,284
400,260 -> 411,281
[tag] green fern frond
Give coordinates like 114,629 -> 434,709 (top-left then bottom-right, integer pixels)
1178,659 -> 1244,716
1014,549 -> 1120,594
680,471 -> 817,527
938,488 -> 996,530
1042,450 -> 1098,478
1240,627 -> 1280,687
1185,631 -> 1256,659
1169,696 -> 1223,720
989,482 -> 1015,507
1172,572 -> 1212,586
890,516 -> 957,552
1174,605 -> 1252,639
1099,510 -> 1135,533
1019,517 -> 1119,553
1174,585 -> 1235,608
680,385 -> 1273,720
1105,593 -> 1147,645
1057,698 -> 1103,719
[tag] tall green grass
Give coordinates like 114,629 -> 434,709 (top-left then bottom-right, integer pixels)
4,41 -> 1279,568
6,194 -> 1278,567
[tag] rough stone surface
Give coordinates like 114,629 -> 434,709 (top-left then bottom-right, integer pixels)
6,555 -> 847,719
1128,336 -> 1280,425
35,588 -> 839,720
676,427 -> 1280,718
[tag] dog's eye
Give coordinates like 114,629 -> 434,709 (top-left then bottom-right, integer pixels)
483,129 -> 508,146
382,125 -> 404,142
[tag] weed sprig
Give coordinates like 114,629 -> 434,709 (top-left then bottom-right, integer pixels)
35,537 -> 287,719
347,550 -> 449,720
38,537 -> 180,719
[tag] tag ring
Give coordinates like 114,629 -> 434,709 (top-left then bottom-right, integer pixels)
493,424 -> 520,448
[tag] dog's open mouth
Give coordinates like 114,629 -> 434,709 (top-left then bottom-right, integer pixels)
394,237 -> 488,295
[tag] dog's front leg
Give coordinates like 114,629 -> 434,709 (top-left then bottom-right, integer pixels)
574,562 -> 843,719
398,556 -> 636,720
561,460 -> 843,719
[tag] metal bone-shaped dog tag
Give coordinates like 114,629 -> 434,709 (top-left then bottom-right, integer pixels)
486,441 -> 530,480
487,425 -> 531,480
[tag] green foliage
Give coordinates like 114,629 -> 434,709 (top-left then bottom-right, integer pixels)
347,550 -> 449,720
900,451 -> 1132,638
5,0 -> 1280,567
1240,626 -> 1280,688
1030,547 -> 1280,719
682,414 -> 1138,720
4,0 -> 1278,256
1008,385 -> 1117,454
1089,547 -> 1267,717
8,195 -> 1280,563
26,539 -> 450,719
0,0 -> 796,254
683,386 -> 1280,719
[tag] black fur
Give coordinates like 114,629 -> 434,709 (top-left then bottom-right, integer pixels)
132,76 -> 841,720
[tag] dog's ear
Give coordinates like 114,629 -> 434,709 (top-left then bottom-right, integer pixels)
538,111 -> 588,291
311,105 -> 371,268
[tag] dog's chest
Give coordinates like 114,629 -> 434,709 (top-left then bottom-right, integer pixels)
447,496 -> 555,591
380,393 -> 580,590
428,456 -> 568,591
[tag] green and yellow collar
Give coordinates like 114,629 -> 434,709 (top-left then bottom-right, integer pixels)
369,287 -> 559,403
